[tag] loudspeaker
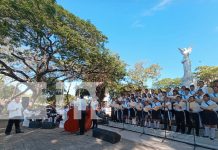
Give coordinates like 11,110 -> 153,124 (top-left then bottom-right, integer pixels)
29,121 -> 42,128
41,122 -> 56,129
93,128 -> 121,144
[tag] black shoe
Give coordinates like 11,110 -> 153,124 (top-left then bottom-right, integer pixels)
16,131 -> 24,134
210,138 -> 214,140
5,133 -> 10,136
202,135 -> 209,138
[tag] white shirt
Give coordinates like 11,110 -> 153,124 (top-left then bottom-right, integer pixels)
190,90 -> 196,96
182,94 -> 191,101
201,100 -> 218,111
76,98 -> 87,111
151,102 -> 161,108
174,101 -> 186,111
7,101 -> 23,118
162,101 -> 172,111
197,86 -> 208,94
91,100 -> 99,110
188,101 -> 201,113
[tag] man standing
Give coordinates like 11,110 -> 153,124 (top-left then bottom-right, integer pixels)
91,97 -> 99,129
5,96 -> 23,135
77,95 -> 87,135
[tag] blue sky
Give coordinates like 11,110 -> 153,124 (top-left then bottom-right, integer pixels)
57,0 -> 218,80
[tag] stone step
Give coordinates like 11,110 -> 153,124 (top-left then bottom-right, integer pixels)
107,121 -> 218,150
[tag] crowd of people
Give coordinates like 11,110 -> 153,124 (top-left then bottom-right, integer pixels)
109,80 -> 218,140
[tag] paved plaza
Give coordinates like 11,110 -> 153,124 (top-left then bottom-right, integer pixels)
0,122 -> 212,150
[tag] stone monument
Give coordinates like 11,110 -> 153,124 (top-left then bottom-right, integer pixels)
178,47 -> 193,87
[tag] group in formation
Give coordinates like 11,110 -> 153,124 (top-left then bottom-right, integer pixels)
109,80 -> 218,140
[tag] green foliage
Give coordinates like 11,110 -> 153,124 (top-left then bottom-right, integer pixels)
153,78 -> 182,89
0,0 -> 126,102
128,62 -> 161,89
194,66 -> 218,84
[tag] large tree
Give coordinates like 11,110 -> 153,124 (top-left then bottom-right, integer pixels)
0,0 -> 126,100
127,62 -> 161,90
194,66 -> 218,85
153,78 -> 182,89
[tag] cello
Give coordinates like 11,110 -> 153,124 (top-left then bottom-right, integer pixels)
64,106 -> 79,133
64,106 -> 92,133
85,106 -> 92,131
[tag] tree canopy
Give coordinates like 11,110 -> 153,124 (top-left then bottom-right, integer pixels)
0,0 -> 126,101
194,66 -> 218,85
127,62 -> 161,89
153,78 -> 182,89
0,1 -> 125,82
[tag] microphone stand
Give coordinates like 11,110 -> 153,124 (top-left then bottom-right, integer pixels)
162,99 -> 167,143
188,100 -> 197,150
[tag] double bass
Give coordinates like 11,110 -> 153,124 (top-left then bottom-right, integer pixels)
64,106 -> 92,133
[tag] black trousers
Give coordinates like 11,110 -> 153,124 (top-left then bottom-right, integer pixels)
79,111 -> 86,134
5,119 -> 21,134
175,111 -> 185,133
163,111 -> 171,130
92,110 -> 98,128
188,113 -> 200,136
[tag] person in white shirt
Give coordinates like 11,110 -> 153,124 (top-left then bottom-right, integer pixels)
162,96 -> 172,130
76,95 -> 87,135
197,80 -> 208,94
143,101 -> 152,128
200,94 -> 218,140
5,96 -> 23,135
210,86 -> 218,103
187,96 -> 200,136
91,97 -> 99,129
174,95 -> 186,134
190,85 -> 196,96
151,97 -> 162,129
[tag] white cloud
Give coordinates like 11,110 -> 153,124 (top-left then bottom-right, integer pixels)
132,20 -> 144,28
143,0 -> 172,16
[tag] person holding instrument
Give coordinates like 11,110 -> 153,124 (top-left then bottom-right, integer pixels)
200,94 -> 218,140
187,96 -> 200,136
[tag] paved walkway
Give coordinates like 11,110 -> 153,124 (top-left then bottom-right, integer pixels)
0,125 -> 211,150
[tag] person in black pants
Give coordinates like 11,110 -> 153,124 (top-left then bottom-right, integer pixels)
5,118 -> 22,134
187,96 -> 200,136
5,97 -> 23,135
77,95 -> 87,135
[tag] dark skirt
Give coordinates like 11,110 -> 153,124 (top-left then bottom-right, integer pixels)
137,110 -> 142,118
130,108 -> 136,118
202,110 -> 218,125
152,110 -> 161,120
123,108 -> 128,116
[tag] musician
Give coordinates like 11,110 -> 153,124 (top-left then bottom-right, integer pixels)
166,87 -> 173,97
5,96 -> 24,135
143,101 -> 152,128
76,95 -> 87,135
109,98 -> 116,121
197,80 -> 208,94
174,95 -> 186,134
182,88 -> 191,131
122,98 -> 130,123
146,93 -> 153,103
187,96 -> 200,136
200,94 -> 218,140
129,98 -> 137,125
91,98 -> 99,129
151,97 -> 162,129
136,99 -> 143,126
210,86 -> 218,103
195,89 -> 204,104
162,96 -> 172,130
190,85 -> 197,96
